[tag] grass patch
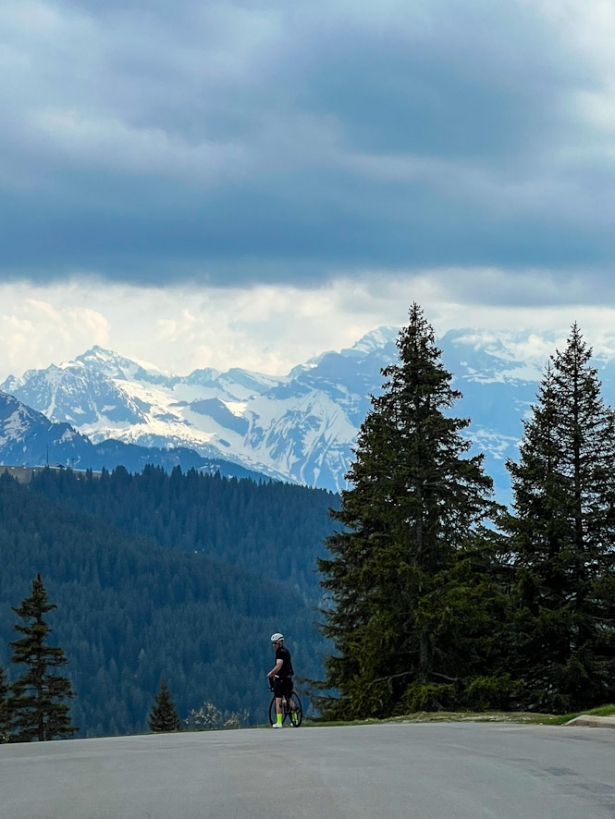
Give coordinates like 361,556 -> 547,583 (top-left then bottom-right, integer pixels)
586,704 -> 615,717
308,711 -> 549,727
306,704 -> 615,728
389,711 -> 552,725
535,703 -> 615,726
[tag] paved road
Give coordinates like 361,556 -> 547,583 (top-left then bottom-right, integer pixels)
2,722 -> 615,819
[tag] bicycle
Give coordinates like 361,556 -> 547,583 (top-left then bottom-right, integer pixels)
268,684 -> 303,727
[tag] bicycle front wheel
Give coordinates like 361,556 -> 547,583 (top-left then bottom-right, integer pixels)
287,692 -> 303,727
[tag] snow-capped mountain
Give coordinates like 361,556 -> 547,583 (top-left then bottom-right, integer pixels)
1,331 -> 400,492
4,326 -> 614,501
0,390 -> 270,482
0,390 -> 89,465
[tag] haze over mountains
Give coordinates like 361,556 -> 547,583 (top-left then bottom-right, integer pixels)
4,326 -> 615,503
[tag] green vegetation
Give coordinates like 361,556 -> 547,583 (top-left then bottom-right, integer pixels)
529,704 -> 615,726
281,703 -> 615,728
7,575 -> 77,742
185,700 -> 249,730
312,712 -> 553,727
0,664 -> 10,742
3,305 -> 615,737
27,465 -> 337,600
315,309 -> 615,720
0,470 -> 333,737
503,325 -> 615,713
148,679 -> 181,733
583,704 -> 615,717
315,305 -> 507,719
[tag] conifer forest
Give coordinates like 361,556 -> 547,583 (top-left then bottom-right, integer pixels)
0,469 -> 336,737
316,306 -> 615,719
1,304 -> 615,740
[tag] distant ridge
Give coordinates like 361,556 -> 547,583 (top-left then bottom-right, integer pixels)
5,327 -> 615,502
0,390 -> 271,482
0,332 -> 400,492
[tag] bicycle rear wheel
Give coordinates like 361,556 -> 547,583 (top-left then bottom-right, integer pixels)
286,692 -> 303,727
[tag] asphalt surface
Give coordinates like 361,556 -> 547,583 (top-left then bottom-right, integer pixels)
2,721 -> 615,819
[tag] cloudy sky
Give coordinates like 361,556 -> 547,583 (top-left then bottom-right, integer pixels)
2,0 -> 615,379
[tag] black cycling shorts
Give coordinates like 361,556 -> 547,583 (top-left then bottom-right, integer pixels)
272,676 -> 293,698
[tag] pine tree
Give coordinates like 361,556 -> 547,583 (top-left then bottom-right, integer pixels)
148,679 -> 182,733
315,305 -> 503,719
9,574 -> 78,741
0,665 -> 11,743
505,324 -> 615,712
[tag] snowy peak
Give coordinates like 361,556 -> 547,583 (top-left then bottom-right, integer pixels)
441,329 -> 549,385
0,389 -> 269,481
75,346 -> 139,379
76,346 -> 178,388
0,389 -> 84,461
0,389 -> 49,430
215,368 -> 283,400
1,360 -> 150,427
6,326 -> 615,499
0,335 -> 397,490
1,374 -> 24,393
184,368 -> 221,388
183,366 -> 280,400
341,326 -> 399,358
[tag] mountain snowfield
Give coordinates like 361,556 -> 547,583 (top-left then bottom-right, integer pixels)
1,329 -> 398,490
5,326 -> 615,501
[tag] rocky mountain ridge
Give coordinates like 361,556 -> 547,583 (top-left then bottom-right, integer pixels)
0,389 -> 269,482
4,327 -> 615,501
1,329 -> 399,491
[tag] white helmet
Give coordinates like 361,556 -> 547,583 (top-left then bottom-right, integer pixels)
270,632 -> 284,643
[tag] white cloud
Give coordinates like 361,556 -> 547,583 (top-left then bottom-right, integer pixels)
3,274 -> 615,384
0,285 -> 109,377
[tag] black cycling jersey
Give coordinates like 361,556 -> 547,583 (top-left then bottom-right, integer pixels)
275,646 -> 294,678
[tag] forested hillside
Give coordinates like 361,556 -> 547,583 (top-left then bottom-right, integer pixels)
27,465 -> 338,599
0,469 -> 337,737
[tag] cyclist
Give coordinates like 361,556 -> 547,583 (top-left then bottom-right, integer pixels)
266,632 -> 296,728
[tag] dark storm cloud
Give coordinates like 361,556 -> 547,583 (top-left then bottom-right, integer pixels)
0,0 -> 613,295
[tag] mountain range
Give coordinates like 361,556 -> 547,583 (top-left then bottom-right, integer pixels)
4,327 -> 615,503
0,389 -> 268,482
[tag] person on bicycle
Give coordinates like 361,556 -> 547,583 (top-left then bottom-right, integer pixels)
266,632 -> 296,728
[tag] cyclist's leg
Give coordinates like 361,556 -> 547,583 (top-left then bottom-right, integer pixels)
273,677 -> 284,726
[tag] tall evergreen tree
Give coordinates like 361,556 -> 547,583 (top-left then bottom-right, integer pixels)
315,305 -> 503,719
505,325 -> 615,712
148,679 -> 182,733
0,665 -> 10,743
9,574 -> 78,741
